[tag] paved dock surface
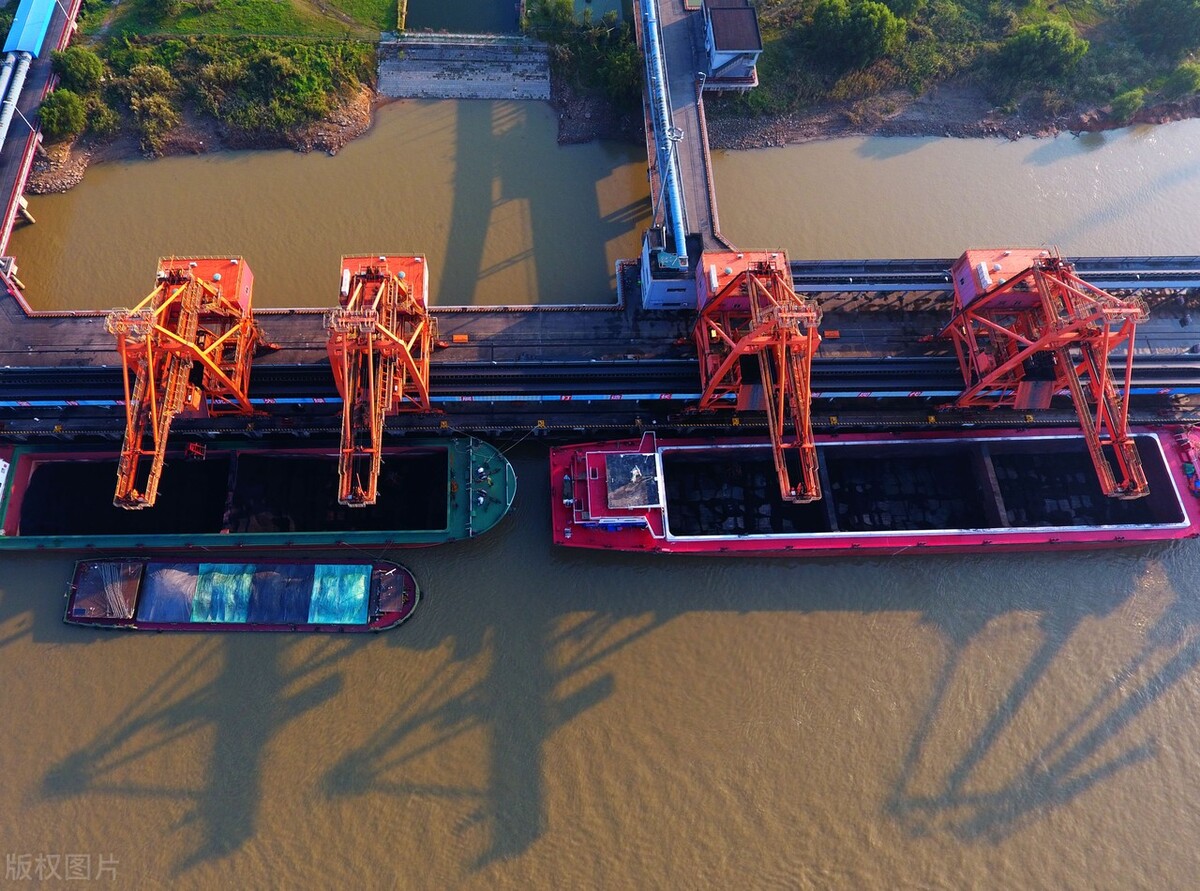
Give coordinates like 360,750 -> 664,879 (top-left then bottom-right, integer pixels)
656,0 -> 725,251
4,261 -> 1200,374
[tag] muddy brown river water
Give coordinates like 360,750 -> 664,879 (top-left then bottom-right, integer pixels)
3,106 -> 1200,888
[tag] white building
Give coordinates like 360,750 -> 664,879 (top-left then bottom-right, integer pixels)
702,0 -> 763,90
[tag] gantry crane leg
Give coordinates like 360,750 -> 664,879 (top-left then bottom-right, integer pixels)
107,259 -> 260,509
943,249 -> 1149,498
693,253 -> 823,503
327,257 -> 437,507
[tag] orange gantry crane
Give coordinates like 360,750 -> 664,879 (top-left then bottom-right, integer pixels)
106,257 -> 261,509
693,250 -> 823,503
326,255 -> 437,506
943,248 -> 1150,499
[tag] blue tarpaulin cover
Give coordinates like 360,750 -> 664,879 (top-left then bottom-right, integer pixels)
4,0 -> 57,56
134,561 -> 372,625
247,565 -> 317,624
136,564 -> 198,622
192,564 -> 253,623
308,564 -> 371,624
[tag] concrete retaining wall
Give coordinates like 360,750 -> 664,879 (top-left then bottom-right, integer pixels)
378,36 -> 550,101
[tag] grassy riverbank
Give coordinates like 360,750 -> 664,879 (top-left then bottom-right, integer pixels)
31,0 -> 1200,183
30,0 -> 385,165
707,0 -> 1200,144
21,1 -> 386,191
80,0 -> 393,38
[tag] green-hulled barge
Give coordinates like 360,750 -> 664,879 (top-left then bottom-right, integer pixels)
0,436 -> 516,550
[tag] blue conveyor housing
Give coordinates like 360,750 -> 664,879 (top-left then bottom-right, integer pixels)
4,0 -> 57,57
642,0 -> 689,272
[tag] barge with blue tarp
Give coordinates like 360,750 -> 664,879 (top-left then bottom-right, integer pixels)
64,557 -> 420,631
0,435 -> 516,550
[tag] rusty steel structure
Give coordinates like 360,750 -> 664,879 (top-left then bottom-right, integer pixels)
106,258 -> 261,509
326,256 -> 437,507
943,248 -> 1150,499
693,252 -> 823,503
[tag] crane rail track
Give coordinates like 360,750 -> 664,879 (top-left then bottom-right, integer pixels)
789,258 -> 1200,291
3,357 -> 1200,405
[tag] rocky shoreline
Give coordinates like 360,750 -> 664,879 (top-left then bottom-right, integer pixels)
705,79 -> 1200,150
550,77 -> 643,145
26,75 -> 1200,195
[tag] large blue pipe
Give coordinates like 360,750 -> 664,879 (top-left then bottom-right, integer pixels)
0,54 -> 18,112
642,0 -> 688,271
0,53 -> 32,157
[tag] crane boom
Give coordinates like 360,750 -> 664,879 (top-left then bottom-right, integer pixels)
106,258 -> 260,509
694,251 -> 823,503
943,248 -> 1149,499
326,256 -> 437,507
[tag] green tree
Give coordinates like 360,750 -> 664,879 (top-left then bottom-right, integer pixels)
599,37 -> 642,104
994,21 -> 1088,82
884,0 -> 925,19
1164,61 -> 1200,98
51,46 -> 104,94
38,89 -> 87,141
812,0 -> 851,49
1111,88 -> 1146,121
1129,0 -> 1200,59
811,0 -> 906,69
526,0 -> 575,34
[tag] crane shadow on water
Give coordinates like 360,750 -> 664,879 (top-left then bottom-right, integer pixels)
19,452 -> 1200,873
887,545 -> 1200,842
436,100 -> 646,306
321,542 -> 664,868
39,634 -> 350,874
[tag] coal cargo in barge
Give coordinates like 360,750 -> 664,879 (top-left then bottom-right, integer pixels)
0,436 -> 516,550
551,430 -> 1200,556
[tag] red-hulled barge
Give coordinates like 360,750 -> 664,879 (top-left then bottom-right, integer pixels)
551,429 -> 1200,557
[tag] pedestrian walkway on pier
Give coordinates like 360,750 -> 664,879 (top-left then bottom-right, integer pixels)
0,0 -> 81,254
638,0 -> 729,253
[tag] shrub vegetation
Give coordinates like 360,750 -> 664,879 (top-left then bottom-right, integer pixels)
710,0 -> 1200,125
52,47 -> 106,93
811,0 -> 905,70
524,0 -> 643,108
1128,0 -> 1200,60
1163,62 -> 1200,99
1111,87 -> 1147,122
